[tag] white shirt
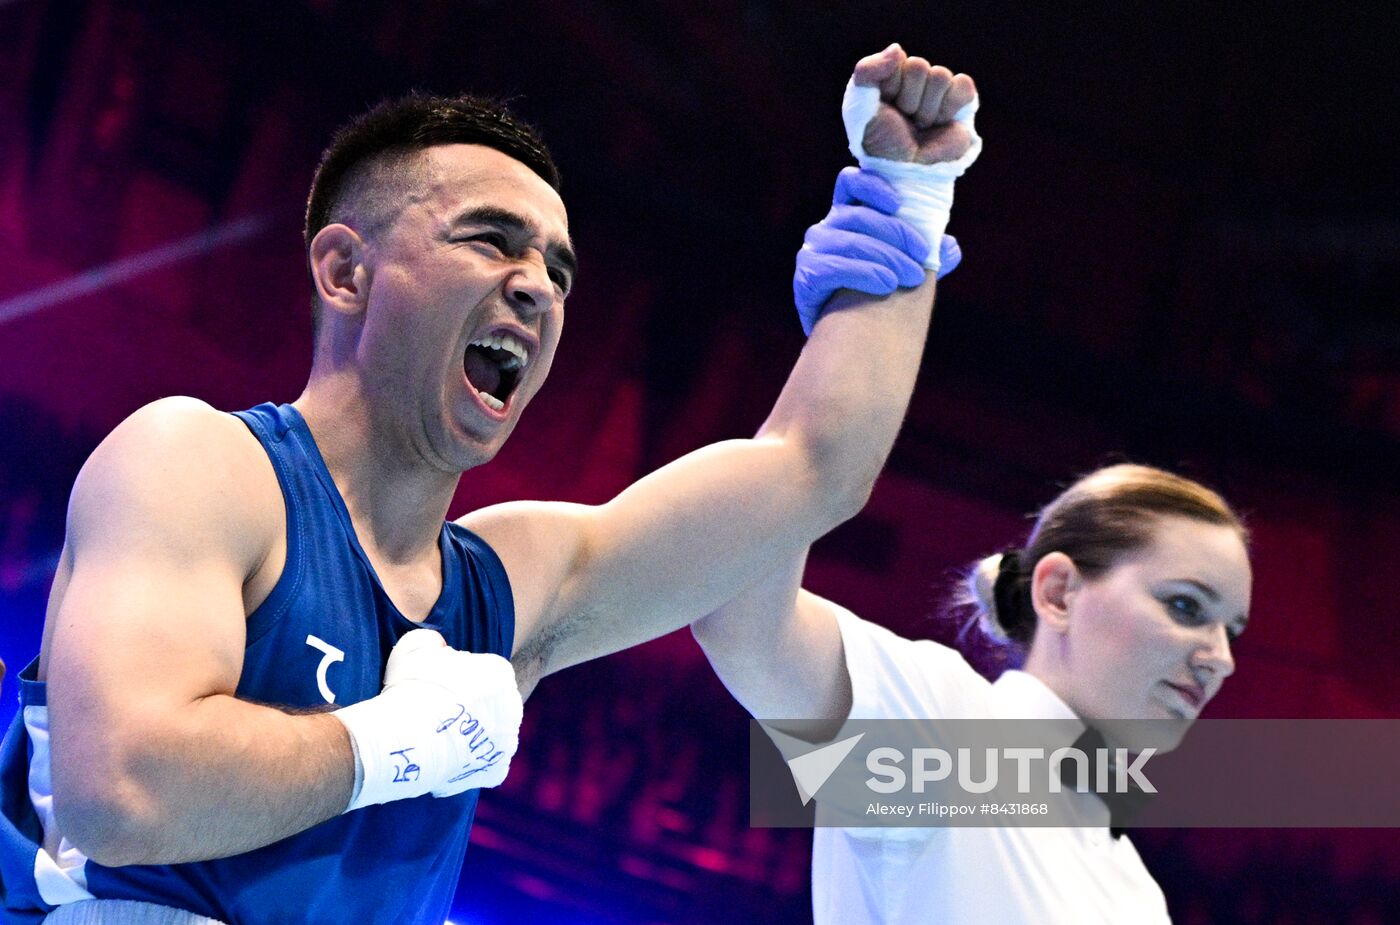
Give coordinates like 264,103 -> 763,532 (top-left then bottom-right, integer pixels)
811,603 -> 1173,925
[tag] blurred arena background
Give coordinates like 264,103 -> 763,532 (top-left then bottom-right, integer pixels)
1,1 -> 1397,922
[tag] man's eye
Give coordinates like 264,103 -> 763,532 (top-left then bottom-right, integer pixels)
548,269 -> 570,293
461,232 -> 508,251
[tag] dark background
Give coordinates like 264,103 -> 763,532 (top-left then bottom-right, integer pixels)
1,1 -> 1397,922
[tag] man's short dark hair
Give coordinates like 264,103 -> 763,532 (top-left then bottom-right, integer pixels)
303,92 -> 561,338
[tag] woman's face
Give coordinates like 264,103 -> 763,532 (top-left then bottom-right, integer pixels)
1053,516 -> 1252,749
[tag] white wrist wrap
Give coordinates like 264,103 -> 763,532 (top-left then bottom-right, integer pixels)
334,629 -> 523,811
841,80 -> 982,270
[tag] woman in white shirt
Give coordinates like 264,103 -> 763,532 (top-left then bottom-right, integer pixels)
693,463 -> 1251,923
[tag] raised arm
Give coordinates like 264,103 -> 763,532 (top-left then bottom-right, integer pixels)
466,47 -> 978,693
43,398 -> 357,866
694,49 -> 982,738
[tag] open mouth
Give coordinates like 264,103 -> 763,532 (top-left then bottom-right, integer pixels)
463,332 -> 530,413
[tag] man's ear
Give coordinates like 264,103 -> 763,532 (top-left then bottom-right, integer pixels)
1031,552 -> 1080,635
308,224 -> 371,320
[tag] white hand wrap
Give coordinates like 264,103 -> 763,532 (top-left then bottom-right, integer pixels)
334,628 -> 523,811
841,79 -> 982,271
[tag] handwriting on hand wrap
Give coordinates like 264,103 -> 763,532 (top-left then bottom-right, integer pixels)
435,704 -> 506,783
390,748 -> 421,783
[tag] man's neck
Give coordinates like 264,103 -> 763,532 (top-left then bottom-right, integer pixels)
291,387 -> 461,565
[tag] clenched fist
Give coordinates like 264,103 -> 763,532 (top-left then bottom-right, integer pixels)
840,44 -> 981,271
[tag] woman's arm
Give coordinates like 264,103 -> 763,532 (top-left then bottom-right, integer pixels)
691,554 -> 851,742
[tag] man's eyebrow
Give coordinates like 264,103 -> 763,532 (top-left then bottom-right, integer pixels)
449,205 -> 529,233
449,206 -> 577,278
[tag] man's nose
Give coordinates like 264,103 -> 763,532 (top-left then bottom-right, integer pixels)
505,253 -> 554,317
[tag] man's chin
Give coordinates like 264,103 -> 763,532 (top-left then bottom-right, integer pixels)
449,436 -> 506,474
442,403 -> 520,466
457,417 -> 524,471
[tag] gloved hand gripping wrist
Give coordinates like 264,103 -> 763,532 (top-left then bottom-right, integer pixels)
333,629 -> 524,811
793,167 -> 963,336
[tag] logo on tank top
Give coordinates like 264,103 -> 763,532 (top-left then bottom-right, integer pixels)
305,634 -> 346,703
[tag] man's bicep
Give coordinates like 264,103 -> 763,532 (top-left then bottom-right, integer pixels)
497,438 -> 835,677
50,553 -> 249,714
45,403 -> 269,716
44,469 -> 254,840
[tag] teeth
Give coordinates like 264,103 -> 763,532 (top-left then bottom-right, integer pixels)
478,390 -> 505,412
469,332 -> 529,370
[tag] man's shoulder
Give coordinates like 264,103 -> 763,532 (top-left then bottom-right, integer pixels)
91,397 -> 275,492
70,396 -> 282,558
99,395 -> 270,464
453,500 -> 590,543
109,394 -> 246,444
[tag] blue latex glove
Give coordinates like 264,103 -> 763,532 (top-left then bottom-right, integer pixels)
794,166 -> 962,336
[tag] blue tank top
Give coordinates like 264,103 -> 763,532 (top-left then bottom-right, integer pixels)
0,402 -> 514,924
